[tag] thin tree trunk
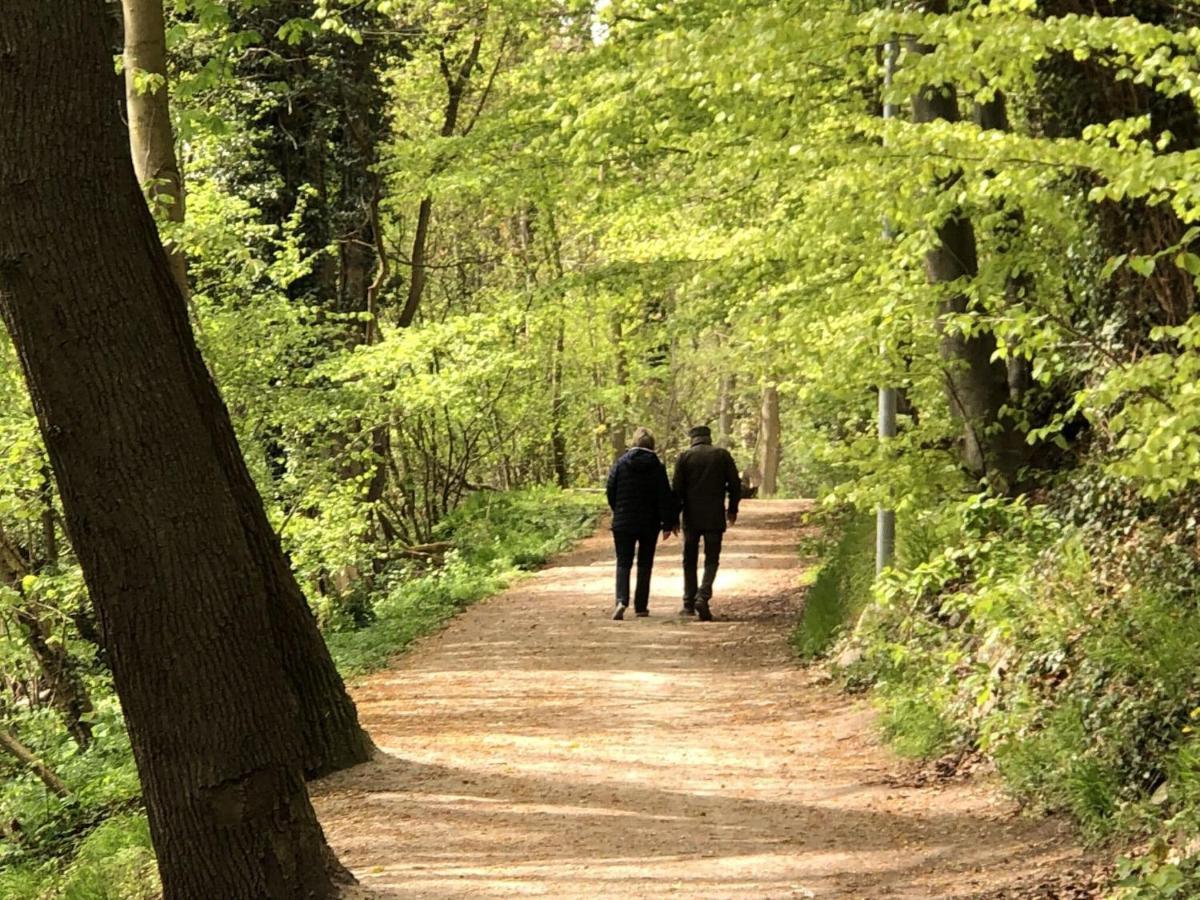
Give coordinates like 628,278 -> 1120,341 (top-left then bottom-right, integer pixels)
0,516 -> 95,750
0,727 -> 71,799
609,316 -> 628,459
398,31 -> 484,328
122,0 -> 188,298
718,374 -> 736,448
0,6 -> 351,895
909,23 -> 1026,487
759,384 -> 781,497
542,199 -> 571,487
974,93 -> 1035,405
551,319 -> 569,488
14,607 -> 95,750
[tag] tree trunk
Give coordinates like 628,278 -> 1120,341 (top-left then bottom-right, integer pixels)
609,316 -> 628,460
398,31 -> 484,328
718,374 -> 736,448
0,518 -> 95,750
0,6 -> 351,896
909,27 -> 1026,488
551,318 -> 570,488
974,93 -> 1036,407
14,606 -> 95,750
122,0 -> 188,298
758,384 -> 781,497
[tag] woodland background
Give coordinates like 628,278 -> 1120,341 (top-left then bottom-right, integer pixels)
5,0 -> 1200,896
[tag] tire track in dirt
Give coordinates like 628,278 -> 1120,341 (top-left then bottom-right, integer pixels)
315,499 -> 1090,898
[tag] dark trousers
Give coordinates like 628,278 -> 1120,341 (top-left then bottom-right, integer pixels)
613,530 -> 658,612
682,529 -> 723,602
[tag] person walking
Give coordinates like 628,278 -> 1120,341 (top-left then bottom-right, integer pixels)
672,425 -> 741,621
605,427 -> 678,620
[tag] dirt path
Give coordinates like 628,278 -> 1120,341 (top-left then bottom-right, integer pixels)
315,500 -> 1090,898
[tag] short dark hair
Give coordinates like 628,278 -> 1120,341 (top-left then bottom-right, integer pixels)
688,425 -> 712,439
632,427 -> 656,450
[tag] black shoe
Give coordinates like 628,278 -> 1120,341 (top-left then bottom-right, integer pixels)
635,609 -> 649,618
696,601 -> 713,622
612,603 -> 627,620
679,600 -> 696,617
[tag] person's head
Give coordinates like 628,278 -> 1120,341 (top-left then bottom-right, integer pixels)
632,427 -> 656,450
688,424 -> 713,446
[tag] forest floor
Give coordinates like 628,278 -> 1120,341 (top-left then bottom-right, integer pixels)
314,500 -> 1098,898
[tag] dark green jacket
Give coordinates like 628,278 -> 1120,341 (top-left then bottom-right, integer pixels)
672,438 -> 740,533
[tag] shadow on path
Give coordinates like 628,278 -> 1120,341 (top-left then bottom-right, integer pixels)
316,500 -> 1088,899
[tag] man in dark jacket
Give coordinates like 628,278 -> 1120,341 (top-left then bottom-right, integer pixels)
605,427 -> 678,620
672,425 -> 740,621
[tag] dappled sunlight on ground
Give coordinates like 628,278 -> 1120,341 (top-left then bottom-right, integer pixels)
315,501 -> 1087,898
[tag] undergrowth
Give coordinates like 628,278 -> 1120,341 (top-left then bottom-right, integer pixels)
791,512 -> 874,659
325,487 -> 603,675
0,486 -> 602,898
803,481 -> 1200,896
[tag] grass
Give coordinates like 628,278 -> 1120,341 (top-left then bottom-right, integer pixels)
791,512 -> 874,659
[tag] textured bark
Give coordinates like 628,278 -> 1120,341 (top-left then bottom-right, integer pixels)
910,32 -> 1027,487
169,2 -> 377,775
122,0 -> 188,298
0,5 -> 349,896
758,385 -> 781,498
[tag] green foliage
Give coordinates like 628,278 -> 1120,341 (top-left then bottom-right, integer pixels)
1113,841 -> 1200,899
12,0 -> 1200,892
791,513 -> 874,660
0,815 -> 158,900
840,487 -> 1200,863
326,487 -> 603,675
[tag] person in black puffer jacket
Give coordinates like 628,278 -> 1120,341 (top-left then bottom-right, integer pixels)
672,424 -> 741,621
605,427 -> 679,619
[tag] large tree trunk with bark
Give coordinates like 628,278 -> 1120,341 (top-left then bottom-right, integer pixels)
0,6 -> 356,896
122,0 -> 188,298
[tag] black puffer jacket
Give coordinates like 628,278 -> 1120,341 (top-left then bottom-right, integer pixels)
606,448 -> 679,534
672,438 -> 741,533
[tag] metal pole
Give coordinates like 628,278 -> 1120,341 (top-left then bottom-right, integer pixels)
876,37 -> 899,576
